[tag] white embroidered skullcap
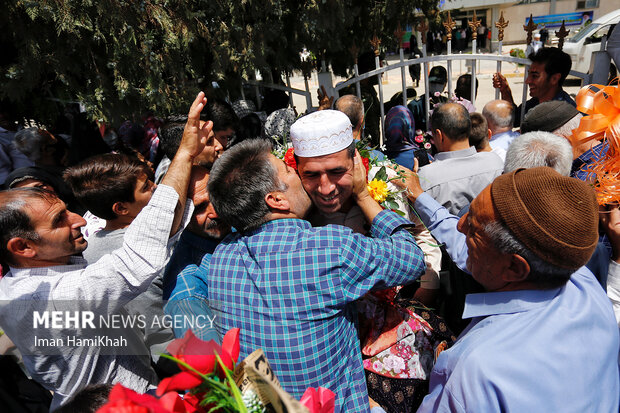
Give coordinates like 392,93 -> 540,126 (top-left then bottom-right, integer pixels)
289,110 -> 353,157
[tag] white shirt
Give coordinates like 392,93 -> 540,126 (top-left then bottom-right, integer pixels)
0,185 -> 192,410
607,260 -> 620,328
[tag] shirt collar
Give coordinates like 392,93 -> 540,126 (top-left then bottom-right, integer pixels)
490,130 -> 517,140
462,286 -> 562,319
8,256 -> 87,278
244,218 -> 311,236
434,146 -> 477,161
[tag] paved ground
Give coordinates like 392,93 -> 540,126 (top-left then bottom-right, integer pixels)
288,43 -> 583,114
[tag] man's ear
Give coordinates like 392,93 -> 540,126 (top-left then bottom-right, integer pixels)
502,254 -> 530,283
112,201 -> 129,216
434,129 -> 443,146
549,72 -> 562,87
264,192 -> 290,212
6,237 -> 37,259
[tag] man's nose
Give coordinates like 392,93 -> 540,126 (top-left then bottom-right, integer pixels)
205,202 -> 219,219
318,174 -> 335,194
457,213 -> 468,234
70,211 -> 87,229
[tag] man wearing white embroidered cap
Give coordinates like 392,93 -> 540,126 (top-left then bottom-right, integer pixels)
291,110 -> 357,217
291,110 -> 443,307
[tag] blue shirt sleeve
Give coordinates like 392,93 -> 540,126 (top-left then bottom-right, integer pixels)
414,193 -> 470,273
338,209 -> 426,301
164,258 -> 221,342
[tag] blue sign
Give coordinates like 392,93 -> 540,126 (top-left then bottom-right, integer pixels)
527,11 -> 594,28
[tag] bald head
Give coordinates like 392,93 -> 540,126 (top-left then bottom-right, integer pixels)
431,103 -> 471,142
482,100 -> 514,135
334,95 -> 364,136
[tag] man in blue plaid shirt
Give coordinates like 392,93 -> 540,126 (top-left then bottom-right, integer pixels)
201,125 -> 426,412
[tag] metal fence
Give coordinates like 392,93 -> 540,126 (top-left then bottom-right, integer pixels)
242,23 -> 613,147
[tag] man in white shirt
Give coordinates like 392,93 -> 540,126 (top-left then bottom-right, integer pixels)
0,92 -> 211,410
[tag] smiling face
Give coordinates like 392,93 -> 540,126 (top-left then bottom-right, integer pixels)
26,196 -> 88,266
457,186 -> 514,291
296,148 -> 355,214
526,62 -> 560,102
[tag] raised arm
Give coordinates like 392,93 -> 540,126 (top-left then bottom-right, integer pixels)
162,92 -> 213,236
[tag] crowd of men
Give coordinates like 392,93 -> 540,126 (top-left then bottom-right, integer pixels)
0,46 -> 618,413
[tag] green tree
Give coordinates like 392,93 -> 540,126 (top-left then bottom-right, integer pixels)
1,0 -> 438,125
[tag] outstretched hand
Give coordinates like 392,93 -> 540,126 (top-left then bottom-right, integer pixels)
393,158 -> 424,202
317,85 -> 334,110
178,92 -> 213,160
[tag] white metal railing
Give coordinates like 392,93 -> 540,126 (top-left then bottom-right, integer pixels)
242,37 -> 609,147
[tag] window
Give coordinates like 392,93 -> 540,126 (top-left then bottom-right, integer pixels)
576,0 -> 599,9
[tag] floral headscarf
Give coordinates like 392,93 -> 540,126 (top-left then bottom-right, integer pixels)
384,106 -> 418,158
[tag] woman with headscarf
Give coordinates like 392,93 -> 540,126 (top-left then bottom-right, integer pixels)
384,106 -> 419,170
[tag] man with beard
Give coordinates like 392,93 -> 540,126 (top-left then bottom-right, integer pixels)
163,166 -> 231,341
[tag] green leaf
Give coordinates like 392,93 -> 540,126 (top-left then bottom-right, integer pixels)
384,199 -> 399,210
374,166 -> 388,182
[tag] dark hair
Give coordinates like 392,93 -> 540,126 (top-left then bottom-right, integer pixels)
63,153 -> 152,220
431,103 -> 471,142
208,139 -> 285,232
230,113 -> 265,146
469,112 -> 489,150
455,74 -> 478,101
159,122 -> 186,160
205,99 -> 239,132
335,95 -> 364,130
529,47 -> 572,85
357,51 -> 378,74
54,384 -> 113,413
262,89 -> 290,115
0,188 -> 56,266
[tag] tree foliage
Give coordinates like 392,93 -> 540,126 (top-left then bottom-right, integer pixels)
0,0 -> 439,125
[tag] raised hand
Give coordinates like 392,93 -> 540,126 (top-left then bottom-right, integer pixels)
317,85 -> 334,111
178,92 -> 213,160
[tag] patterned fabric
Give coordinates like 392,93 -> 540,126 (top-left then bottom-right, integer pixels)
232,99 -> 257,120
363,297 -> 454,413
0,185 -> 192,410
201,210 -> 426,413
571,140 -> 609,182
264,108 -> 296,142
384,106 -> 417,159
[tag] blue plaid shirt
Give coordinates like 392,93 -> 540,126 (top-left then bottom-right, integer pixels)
163,231 -> 221,341
197,210 -> 425,412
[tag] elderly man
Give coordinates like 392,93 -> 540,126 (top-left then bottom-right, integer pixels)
397,166 -> 619,412
202,134 -> 426,412
482,99 -> 519,158
163,165 -> 231,341
493,47 -> 576,126
0,92 -> 209,409
417,103 -> 503,216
